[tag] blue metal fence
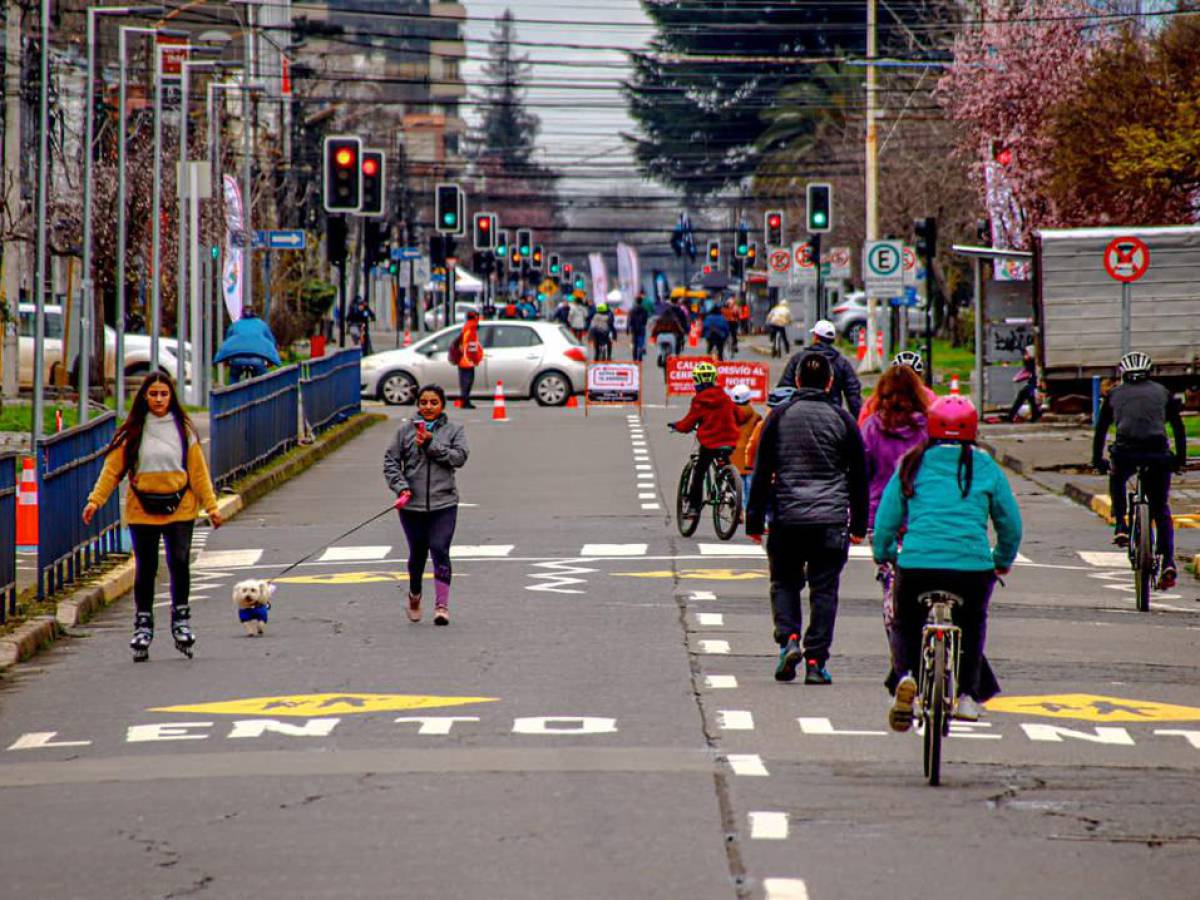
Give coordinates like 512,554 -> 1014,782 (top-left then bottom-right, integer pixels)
0,453 -> 17,621
37,413 -> 122,599
210,365 -> 301,488
301,347 -> 362,435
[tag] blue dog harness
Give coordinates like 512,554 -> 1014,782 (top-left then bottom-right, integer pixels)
238,603 -> 270,624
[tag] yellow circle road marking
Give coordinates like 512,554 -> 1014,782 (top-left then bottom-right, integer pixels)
985,693 -> 1200,723
150,693 -> 500,717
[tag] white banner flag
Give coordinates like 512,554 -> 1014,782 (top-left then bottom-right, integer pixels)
616,242 -> 640,309
589,253 -> 609,304
222,175 -> 244,321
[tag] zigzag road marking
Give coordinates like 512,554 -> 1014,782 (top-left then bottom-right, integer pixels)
526,559 -> 598,595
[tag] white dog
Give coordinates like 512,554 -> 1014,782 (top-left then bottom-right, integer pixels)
232,579 -> 275,636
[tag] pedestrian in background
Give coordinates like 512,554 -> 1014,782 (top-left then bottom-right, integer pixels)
568,298 -> 589,341
590,303 -> 615,360
703,305 -> 730,360
1007,342 -> 1042,423
83,374 -> 223,662
450,311 -> 484,409
766,299 -> 793,357
747,352 -> 868,686
214,306 -> 281,382
722,299 -> 741,356
384,384 -> 469,627
778,319 -> 862,419
860,364 -> 929,691
629,294 -> 650,363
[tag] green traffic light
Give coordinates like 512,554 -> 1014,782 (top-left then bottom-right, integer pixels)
813,212 -> 827,227
210,246 -> 219,260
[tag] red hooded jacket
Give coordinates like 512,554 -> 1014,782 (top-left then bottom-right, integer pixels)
673,385 -> 740,449
454,320 -> 484,369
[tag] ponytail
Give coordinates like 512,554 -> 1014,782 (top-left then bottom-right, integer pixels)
899,439 -> 974,501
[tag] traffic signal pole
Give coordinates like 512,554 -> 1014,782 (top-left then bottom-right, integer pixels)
862,0 -> 883,372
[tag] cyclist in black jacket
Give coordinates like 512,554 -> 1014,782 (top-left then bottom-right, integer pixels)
1091,351 -> 1186,589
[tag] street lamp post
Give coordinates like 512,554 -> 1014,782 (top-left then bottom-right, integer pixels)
117,24 -> 186,415
31,0 -> 50,448
80,5 -> 163,425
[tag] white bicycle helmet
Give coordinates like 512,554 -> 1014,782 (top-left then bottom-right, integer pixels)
1119,351 -> 1152,381
730,384 -> 753,404
891,350 -> 924,374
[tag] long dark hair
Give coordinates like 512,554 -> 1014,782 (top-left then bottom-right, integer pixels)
876,365 -> 929,431
106,373 -> 196,472
899,439 -> 974,501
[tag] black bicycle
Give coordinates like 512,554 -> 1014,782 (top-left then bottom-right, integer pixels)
916,591 -> 962,787
1127,464 -> 1160,613
675,445 -> 742,541
769,326 -> 788,359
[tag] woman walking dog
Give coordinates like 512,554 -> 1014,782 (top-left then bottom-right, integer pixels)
384,384 -> 469,626
83,374 -> 223,661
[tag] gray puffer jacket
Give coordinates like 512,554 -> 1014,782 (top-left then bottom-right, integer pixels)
383,415 -> 468,511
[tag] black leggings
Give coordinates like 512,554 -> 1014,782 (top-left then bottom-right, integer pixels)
129,521 -> 195,616
399,506 -> 458,594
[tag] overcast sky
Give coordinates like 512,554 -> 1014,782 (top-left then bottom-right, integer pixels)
461,0 -> 659,198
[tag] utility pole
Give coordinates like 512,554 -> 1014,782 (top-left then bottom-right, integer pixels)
2,0 -> 23,397
862,0 -> 883,372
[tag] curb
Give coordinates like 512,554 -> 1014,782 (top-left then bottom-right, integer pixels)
2,412 -> 385,670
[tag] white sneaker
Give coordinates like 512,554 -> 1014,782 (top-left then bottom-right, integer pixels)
953,696 -> 982,721
888,675 -> 917,732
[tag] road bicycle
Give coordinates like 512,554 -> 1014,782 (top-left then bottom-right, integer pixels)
769,326 -> 789,359
674,444 -> 742,541
1126,464 -> 1160,613
915,591 -> 962,787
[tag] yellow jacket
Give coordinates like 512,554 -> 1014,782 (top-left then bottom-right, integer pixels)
88,435 -> 220,526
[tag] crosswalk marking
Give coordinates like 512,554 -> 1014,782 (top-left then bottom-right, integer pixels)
749,812 -> 789,840
764,879 -> 809,899
697,613 -> 724,627
718,710 -> 755,731
698,542 -> 765,557
641,503 -> 661,510
318,546 -> 390,563
699,640 -> 730,654
451,545 -> 514,558
1078,550 -> 1128,568
705,675 -> 738,689
195,549 -> 263,569
726,754 -> 769,777
580,543 -> 648,557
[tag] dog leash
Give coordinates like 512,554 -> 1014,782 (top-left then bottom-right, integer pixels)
267,501 -> 401,583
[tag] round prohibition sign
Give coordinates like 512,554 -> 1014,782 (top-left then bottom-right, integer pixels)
768,249 -> 790,272
866,243 -> 901,277
1104,236 -> 1150,283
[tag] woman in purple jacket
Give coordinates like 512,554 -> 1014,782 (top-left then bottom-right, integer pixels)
861,365 -> 929,690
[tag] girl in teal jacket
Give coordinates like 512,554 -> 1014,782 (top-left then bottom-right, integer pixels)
872,396 -> 1022,728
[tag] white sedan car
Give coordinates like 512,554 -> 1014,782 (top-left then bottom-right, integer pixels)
361,321 -> 587,406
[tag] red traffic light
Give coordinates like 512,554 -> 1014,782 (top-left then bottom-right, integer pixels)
768,214 -> 781,228
362,157 -> 378,176
480,218 -> 490,230
336,148 -> 355,167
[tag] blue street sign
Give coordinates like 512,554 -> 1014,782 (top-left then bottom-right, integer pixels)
265,230 -> 306,250
391,246 -> 422,261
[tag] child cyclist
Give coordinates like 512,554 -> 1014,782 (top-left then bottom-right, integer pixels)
729,384 -> 763,509
668,361 -> 740,514
872,395 -> 1022,728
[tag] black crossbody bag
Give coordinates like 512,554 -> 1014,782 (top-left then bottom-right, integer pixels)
129,423 -> 190,516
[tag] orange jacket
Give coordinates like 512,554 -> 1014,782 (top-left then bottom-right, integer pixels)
732,405 -> 762,474
456,321 -> 484,369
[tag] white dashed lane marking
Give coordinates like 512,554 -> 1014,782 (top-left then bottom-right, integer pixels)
749,811 -> 790,840
705,675 -> 738,689
194,549 -> 263,569
318,545 -> 390,562
580,543 -> 648,557
726,754 -> 769,776
764,878 -> 810,899
700,640 -> 730,654
450,545 -> 514,558
718,710 -> 755,731
1078,550 -> 1129,568
697,613 -> 724,627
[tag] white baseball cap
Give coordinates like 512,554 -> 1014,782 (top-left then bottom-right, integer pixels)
811,319 -> 837,340
730,384 -> 753,404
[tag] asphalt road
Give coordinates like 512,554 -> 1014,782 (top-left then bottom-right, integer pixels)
1,346 -> 1199,899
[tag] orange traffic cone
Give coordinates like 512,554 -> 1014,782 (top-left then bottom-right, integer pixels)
565,394 -> 579,408
16,456 -> 37,549
856,329 -> 867,361
688,321 -> 700,348
403,330 -> 413,347
492,381 -> 508,422
950,374 -> 961,395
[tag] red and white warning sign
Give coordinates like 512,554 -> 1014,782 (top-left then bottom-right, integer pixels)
767,247 -> 791,287
1103,236 -> 1150,283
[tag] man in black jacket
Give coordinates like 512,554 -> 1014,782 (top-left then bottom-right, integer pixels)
748,351 -> 868,685
777,319 -> 863,419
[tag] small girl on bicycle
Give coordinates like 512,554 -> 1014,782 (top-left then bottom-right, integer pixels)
872,396 -> 1022,731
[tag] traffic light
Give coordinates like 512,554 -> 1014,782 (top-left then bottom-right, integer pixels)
495,229 -> 509,258
914,216 -> 938,258
516,229 -> 532,259
326,215 -> 348,266
473,212 -> 495,251
511,245 -> 521,267
731,257 -> 743,278
359,149 -> 385,217
563,262 -> 573,281
735,223 -> 749,258
430,233 -> 448,268
323,135 -> 361,213
532,245 -> 544,270
573,275 -> 586,291
806,183 -> 832,233
764,210 -> 784,246
707,240 -> 720,264
747,242 -> 758,265
435,183 -> 463,234
549,253 -> 560,276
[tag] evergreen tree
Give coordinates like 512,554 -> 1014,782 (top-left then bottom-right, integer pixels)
625,1 -> 865,197
470,9 -> 543,171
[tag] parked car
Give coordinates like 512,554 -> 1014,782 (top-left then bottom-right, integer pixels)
361,321 -> 586,407
17,304 -> 191,388
423,301 -> 479,331
830,292 -> 931,346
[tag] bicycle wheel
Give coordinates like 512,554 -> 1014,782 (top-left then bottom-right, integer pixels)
676,459 -> 701,537
923,634 -> 946,787
1134,501 -> 1153,612
711,465 -> 743,541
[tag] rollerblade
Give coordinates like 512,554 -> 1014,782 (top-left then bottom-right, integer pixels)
130,612 -> 153,662
171,605 -> 195,659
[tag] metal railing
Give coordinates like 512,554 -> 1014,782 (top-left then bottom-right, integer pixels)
0,453 -> 17,621
209,365 -> 301,489
301,346 -> 362,435
37,413 -> 122,599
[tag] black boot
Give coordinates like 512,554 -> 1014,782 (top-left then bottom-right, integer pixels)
130,612 -> 154,662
